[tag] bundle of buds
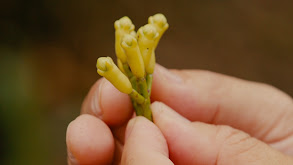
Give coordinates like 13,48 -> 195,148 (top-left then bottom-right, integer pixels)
96,14 -> 169,121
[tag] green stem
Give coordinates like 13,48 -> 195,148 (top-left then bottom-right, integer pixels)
146,74 -> 153,97
131,100 -> 143,116
124,66 -> 153,121
142,101 -> 152,121
130,76 -> 137,90
137,77 -> 148,98
137,77 -> 153,121
123,64 -> 148,117
129,89 -> 145,105
123,63 -> 133,78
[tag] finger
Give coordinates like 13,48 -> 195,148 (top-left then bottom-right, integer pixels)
152,102 -> 293,165
151,65 -> 293,149
111,121 -> 128,144
66,114 -> 114,165
112,139 -> 123,165
121,117 -> 173,165
81,78 -> 133,126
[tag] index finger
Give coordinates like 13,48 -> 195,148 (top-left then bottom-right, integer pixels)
121,117 -> 173,165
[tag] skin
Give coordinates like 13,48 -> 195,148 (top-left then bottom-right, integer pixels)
66,64 -> 293,165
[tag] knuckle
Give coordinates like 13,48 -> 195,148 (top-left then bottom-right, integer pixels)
215,125 -> 242,144
223,127 -> 250,146
215,125 -> 260,164
258,82 -> 293,111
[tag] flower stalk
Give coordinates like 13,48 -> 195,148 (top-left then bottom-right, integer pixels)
96,14 -> 168,121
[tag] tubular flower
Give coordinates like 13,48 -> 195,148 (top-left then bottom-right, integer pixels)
121,34 -> 145,78
148,13 -> 169,49
96,57 -> 132,94
138,24 -> 159,50
137,24 -> 159,71
114,16 -> 135,63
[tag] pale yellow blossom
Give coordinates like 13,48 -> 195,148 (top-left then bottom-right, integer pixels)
121,34 -> 145,78
114,17 -> 135,63
96,57 -> 132,94
137,24 -> 159,74
148,13 -> 169,49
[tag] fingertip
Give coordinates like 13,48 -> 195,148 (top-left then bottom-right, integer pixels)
124,117 -> 156,142
66,114 -> 114,165
122,116 -> 172,165
151,65 -> 198,121
151,102 -> 217,165
82,78 -> 133,126
151,101 -> 190,125
100,79 -> 133,125
124,117 -> 138,140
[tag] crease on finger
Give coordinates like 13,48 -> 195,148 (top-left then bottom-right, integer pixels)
112,138 -> 124,165
67,148 -> 79,165
81,78 -> 104,118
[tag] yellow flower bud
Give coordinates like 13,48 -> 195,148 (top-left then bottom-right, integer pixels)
138,24 -> 158,51
96,57 -> 132,94
137,24 -> 158,74
130,31 -> 137,38
146,52 -> 156,74
148,13 -> 169,48
121,34 -> 145,78
117,58 -> 126,74
114,16 -> 135,63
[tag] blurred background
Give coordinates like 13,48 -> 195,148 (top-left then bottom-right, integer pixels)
0,0 -> 292,164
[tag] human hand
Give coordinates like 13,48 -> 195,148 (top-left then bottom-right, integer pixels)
66,64 -> 293,164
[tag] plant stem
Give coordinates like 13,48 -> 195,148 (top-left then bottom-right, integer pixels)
123,63 -> 143,115
131,100 -> 143,116
121,62 -> 152,121
142,101 -> 152,121
146,74 -> 153,97
130,76 -> 137,90
129,89 -> 145,105
123,63 -> 133,78
137,77 -> 153,121
137,77 -> 148,98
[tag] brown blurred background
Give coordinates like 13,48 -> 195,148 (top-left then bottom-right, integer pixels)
0,0 -> 292,164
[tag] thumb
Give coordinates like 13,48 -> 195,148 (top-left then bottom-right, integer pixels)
121,116 -> 173,165
151,102 -> 293,165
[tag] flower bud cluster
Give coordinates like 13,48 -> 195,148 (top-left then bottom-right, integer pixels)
96,13 -> 168,94
96,14 -> 168,120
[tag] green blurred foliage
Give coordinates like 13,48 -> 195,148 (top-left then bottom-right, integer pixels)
0,0 -> 293,164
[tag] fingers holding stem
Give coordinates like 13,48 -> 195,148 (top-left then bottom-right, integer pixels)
129,77 -> 153,121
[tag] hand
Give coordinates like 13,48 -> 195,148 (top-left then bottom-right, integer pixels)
66,65 -> 293,164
